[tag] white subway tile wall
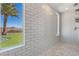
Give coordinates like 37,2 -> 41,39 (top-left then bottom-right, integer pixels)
0,4 -> 58,56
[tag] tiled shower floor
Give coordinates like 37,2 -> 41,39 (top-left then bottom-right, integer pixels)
41,41 -> 79,56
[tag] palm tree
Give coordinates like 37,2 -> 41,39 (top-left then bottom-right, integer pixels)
1,3 -> 18,35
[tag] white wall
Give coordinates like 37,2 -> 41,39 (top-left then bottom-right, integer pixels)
25,4 -> 59,55
61,8 -> 79,43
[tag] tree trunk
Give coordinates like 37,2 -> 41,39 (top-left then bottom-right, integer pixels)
2,14 -> 8,35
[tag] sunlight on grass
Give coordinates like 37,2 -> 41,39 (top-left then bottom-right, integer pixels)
0,33 -> 23,48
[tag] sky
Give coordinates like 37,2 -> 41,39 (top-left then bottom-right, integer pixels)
1,3 -> 23,28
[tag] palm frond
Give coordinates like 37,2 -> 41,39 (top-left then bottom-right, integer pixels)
1,3 -> 18,16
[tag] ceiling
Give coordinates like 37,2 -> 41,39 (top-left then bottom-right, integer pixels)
49,3 -> 74,13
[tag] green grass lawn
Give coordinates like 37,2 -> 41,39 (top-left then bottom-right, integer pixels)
0,33 -> 23,48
